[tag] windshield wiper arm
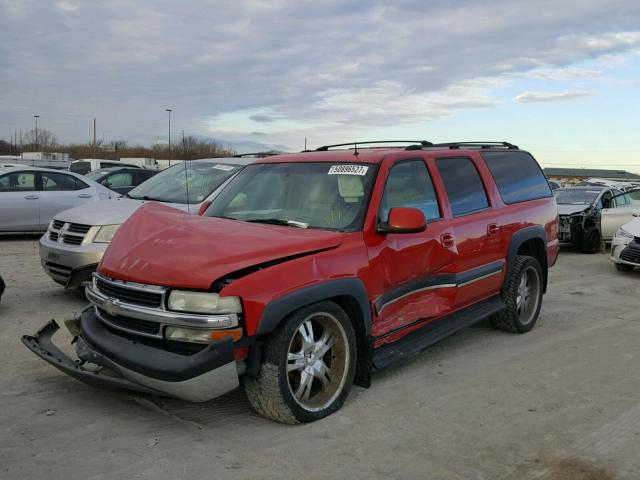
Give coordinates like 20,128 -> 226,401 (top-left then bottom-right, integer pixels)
245,218 -> 309,228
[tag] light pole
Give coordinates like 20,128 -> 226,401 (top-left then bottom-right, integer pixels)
34,115 -> 39,151
165,109 -> 172,166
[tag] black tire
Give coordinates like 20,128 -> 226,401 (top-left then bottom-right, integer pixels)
614,263 -> 635,272
581,227 -> 600,254
491,255 -> 544,333
244,301 -> 357,424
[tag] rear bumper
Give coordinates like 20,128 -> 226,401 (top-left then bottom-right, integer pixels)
22,310 -> 240,402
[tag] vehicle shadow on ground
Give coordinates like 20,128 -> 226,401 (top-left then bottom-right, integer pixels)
132,319 -> 499,427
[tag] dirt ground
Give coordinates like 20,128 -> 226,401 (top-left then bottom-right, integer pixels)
0,236 -> 638,480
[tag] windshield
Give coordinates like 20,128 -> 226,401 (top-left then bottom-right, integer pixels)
127,161 -> 240,203
204,162 -> 377,231
554,189 -> 601,205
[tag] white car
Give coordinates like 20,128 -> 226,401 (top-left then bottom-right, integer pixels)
610,216 -> 640,272
39,157 -> 256,288
0,165 -> 116,232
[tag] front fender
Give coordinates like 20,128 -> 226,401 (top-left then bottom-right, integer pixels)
256,278 -> 372,336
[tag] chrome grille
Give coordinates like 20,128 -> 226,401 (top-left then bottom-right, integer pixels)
95,278 -> 163,308
97,308 -> 160,335
47,221 -> 92,246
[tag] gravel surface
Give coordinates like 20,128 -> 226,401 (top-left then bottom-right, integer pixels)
1,236 -> 638,479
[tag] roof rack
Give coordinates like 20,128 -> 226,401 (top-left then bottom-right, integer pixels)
233,151 -> 281,158
315,140 -> 433,151
432,141 -> 519,150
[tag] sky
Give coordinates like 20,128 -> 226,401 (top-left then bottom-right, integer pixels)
1,0 -> 640,171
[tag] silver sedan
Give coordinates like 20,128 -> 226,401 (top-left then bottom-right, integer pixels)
0,166 -> 116,232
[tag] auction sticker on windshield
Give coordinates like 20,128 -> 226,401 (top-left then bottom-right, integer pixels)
328,165 -> 369,176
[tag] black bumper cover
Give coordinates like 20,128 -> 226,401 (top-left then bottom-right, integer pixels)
22,309 -> 236,392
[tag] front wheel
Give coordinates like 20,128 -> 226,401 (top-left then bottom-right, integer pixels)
244,301 -> 357,424
491,255 -> 544,333
581,227 -> 601,254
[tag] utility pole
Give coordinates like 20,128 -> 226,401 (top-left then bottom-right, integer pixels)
34,115 -> 39,151
182,129 -> 185,160
93,118 -> 97,158
165,109 -> 172,166
19,129 -> 22,155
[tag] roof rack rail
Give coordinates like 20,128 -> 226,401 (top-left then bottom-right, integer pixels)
233,151 -> 281,158
432,141 -> 519,150
315,140 -> 433,151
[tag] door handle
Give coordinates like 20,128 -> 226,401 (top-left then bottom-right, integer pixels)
441,233 -> 455,248
487,223 -> 499,235
78,194 -> 92,198
24,195 -> 39,200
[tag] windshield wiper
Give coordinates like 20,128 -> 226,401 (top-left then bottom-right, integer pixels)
128,195 -> 169,202
245,218 -> 309,228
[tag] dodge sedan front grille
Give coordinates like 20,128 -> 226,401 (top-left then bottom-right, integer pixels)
95,278 -> 163,308
47,220 -> 93,246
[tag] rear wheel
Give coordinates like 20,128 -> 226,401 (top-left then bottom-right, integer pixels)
614,263 -> 635,272
244,301 -> 356,424
491,255 -> 543,333
581,227 -> 600,254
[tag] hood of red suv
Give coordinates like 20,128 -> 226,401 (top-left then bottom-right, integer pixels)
98,203 -> 344,289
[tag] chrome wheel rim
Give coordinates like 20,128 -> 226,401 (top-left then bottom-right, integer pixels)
286,312 -> 350,412
516,266 -> 541,325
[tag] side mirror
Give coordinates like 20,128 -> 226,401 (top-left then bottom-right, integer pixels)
378,207 -> 426,234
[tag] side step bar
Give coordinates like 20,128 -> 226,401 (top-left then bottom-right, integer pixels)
372,296 -> 505,370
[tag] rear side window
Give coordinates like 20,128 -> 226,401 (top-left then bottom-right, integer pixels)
436,157 -> 489,216
42,172 -> 88,191
481,151 -> 552,204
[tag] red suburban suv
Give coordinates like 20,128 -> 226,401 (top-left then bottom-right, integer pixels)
24,141 -> 559,423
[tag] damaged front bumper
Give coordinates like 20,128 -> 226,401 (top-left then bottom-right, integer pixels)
22,309 -> 240,402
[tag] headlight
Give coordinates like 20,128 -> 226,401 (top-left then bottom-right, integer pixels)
167,290 -> 242,314
165,326 -> 243,344
93,224 -> 121,243
616,227 -> 634,240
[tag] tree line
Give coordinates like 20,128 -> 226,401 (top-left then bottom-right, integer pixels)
0,129 -> 236,160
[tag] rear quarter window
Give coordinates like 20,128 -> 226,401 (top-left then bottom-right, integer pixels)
69,162 -> 91,174
481,151 -> 552,204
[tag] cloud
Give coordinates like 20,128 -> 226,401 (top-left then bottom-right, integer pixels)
514,91 -> 594,103
0,0 -> 639,148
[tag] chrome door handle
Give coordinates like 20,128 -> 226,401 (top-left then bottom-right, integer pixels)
24,195 -> 39,200
78,194 -> 92,198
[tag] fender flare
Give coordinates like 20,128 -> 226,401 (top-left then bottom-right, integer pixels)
256,278 -> 372,336
504,226 -> 548,292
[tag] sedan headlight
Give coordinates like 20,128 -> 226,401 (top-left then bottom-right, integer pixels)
93,224 -> 121,243
167,290 -> 242,314
616,227 -> 634,240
